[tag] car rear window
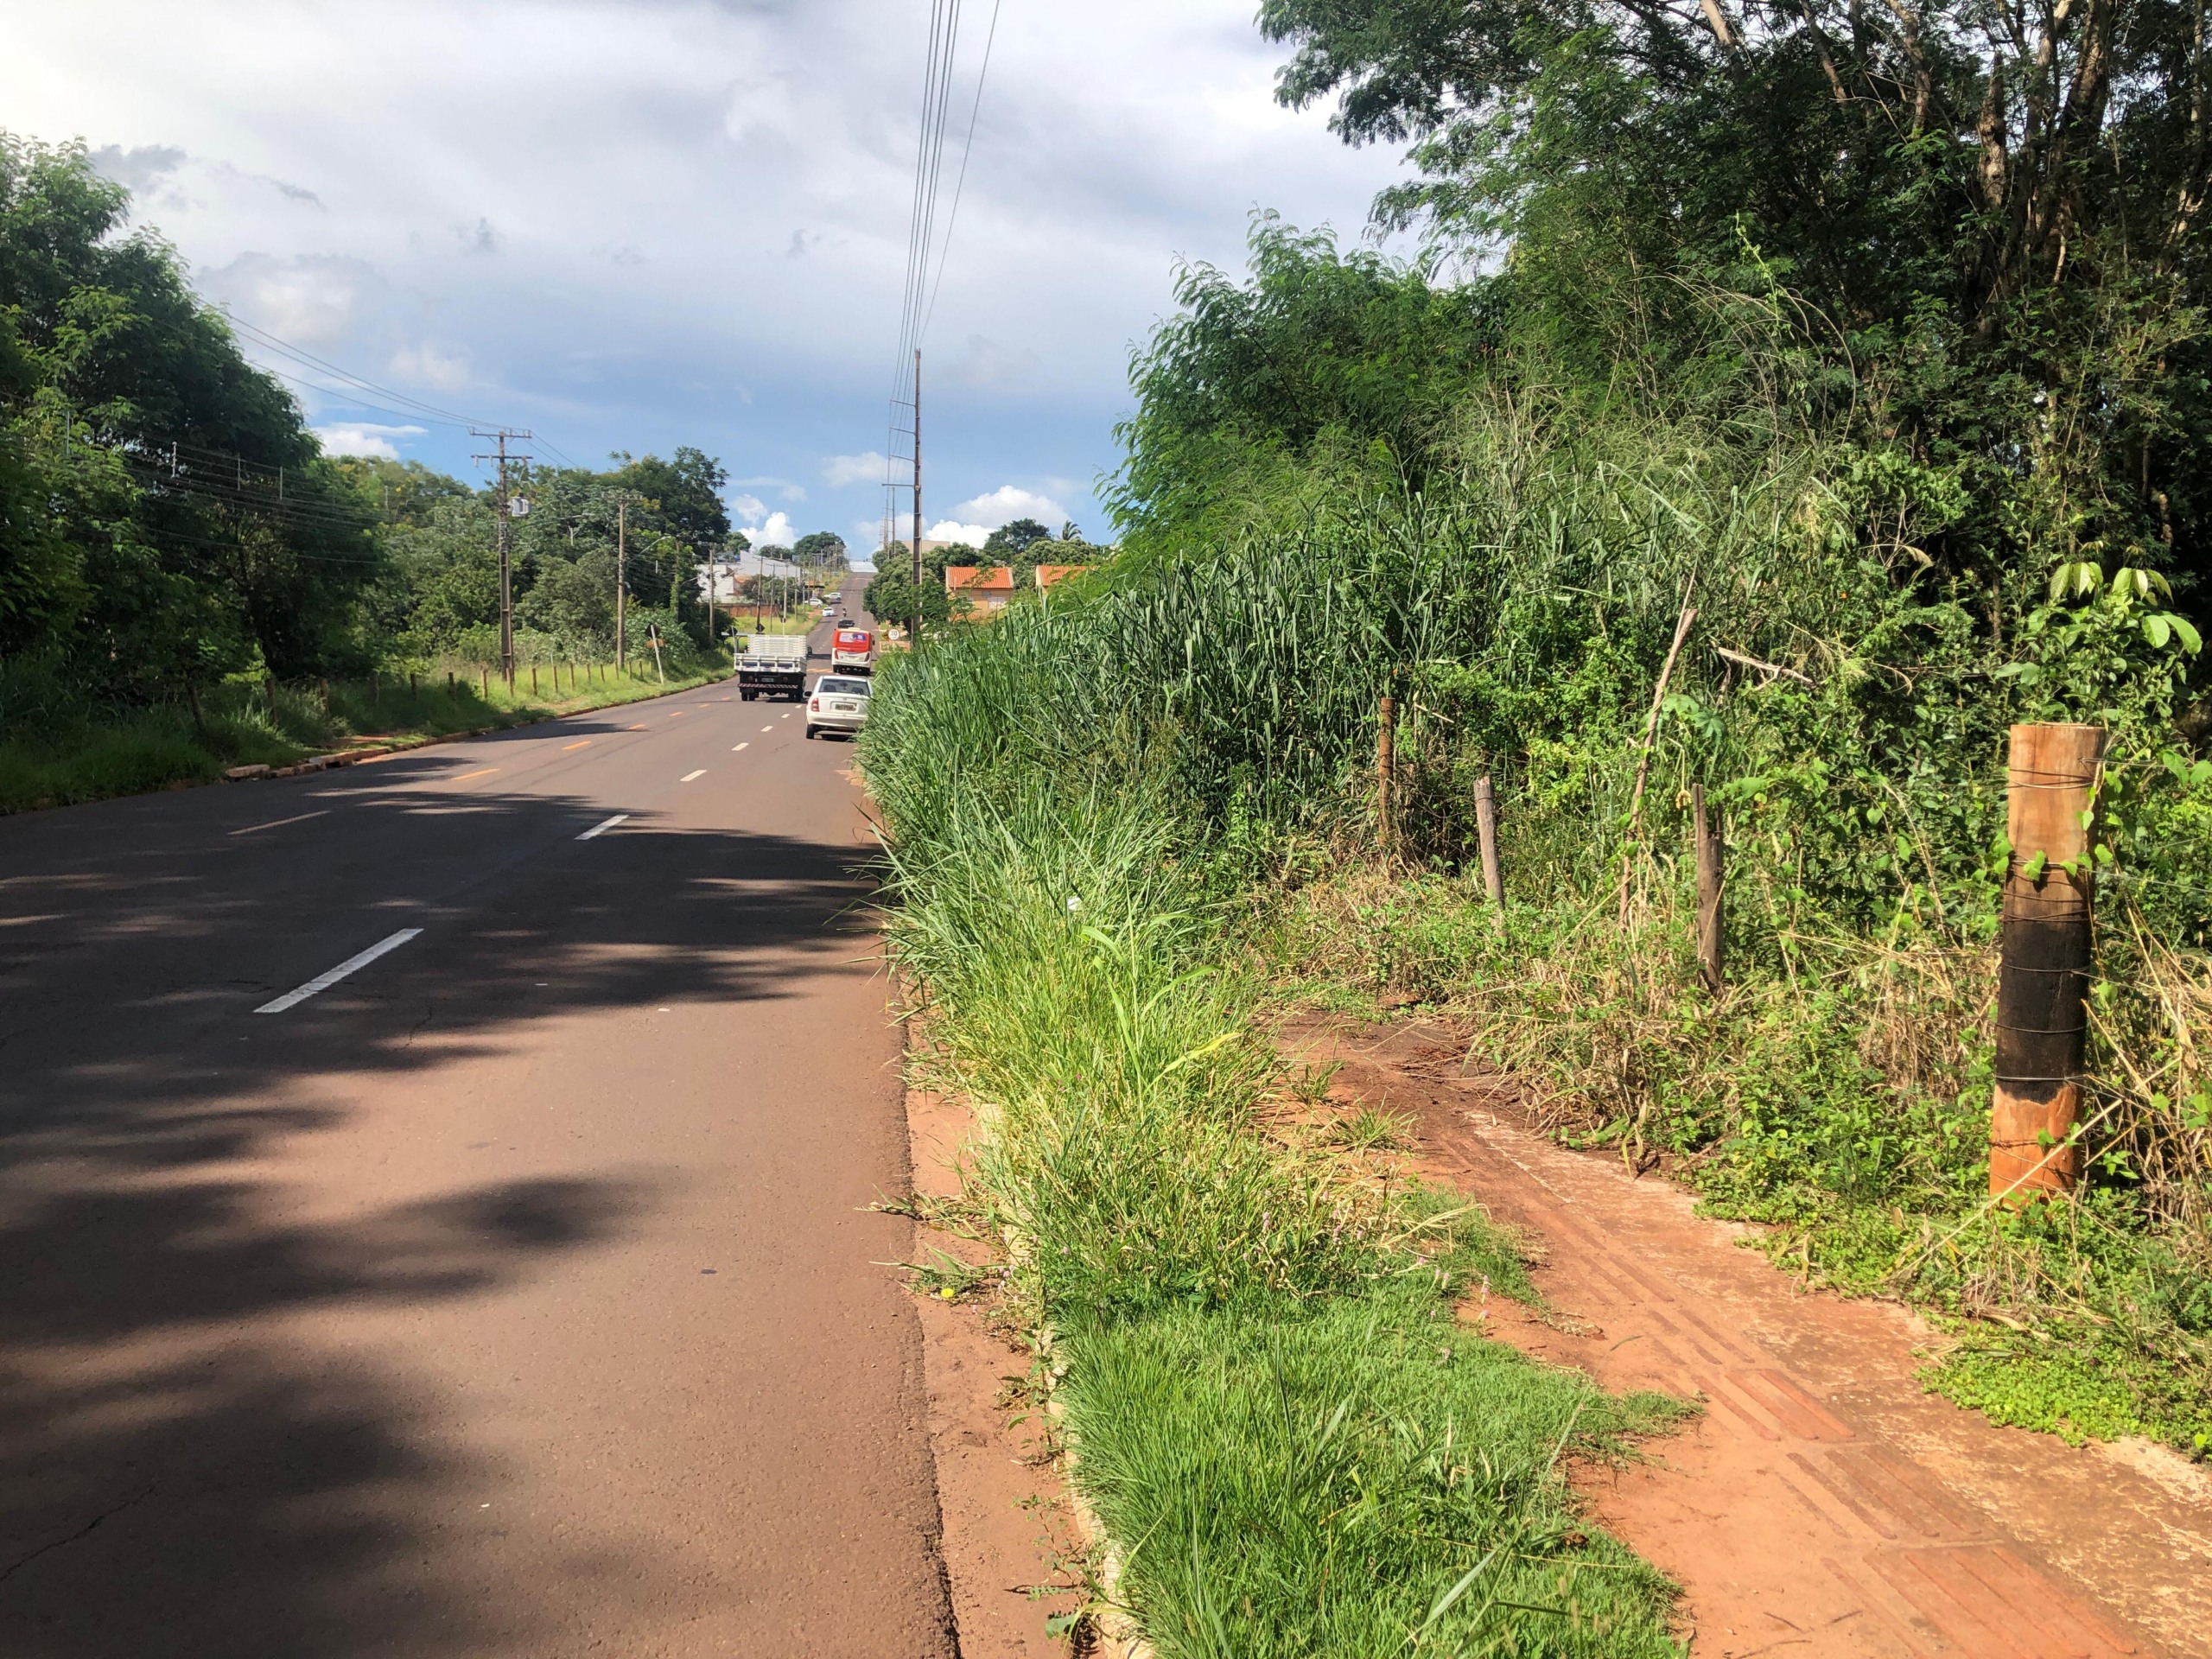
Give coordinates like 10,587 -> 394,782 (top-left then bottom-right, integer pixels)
817,678 -> 870,696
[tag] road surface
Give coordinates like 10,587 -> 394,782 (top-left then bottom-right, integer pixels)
0,615 -> 956,1656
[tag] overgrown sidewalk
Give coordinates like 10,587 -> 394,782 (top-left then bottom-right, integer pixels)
1287,1014 -> 2211,1659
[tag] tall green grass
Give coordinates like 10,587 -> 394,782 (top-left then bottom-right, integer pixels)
862,627 -> 1690,1652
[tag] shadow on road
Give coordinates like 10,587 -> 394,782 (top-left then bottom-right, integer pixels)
0,759 -> 887,1656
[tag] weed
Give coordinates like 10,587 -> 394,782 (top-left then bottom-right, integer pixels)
1323,1106 -> 1414,1152
1287,1058 -> 1343,1106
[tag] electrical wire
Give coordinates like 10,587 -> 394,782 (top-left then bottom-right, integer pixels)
220,312 -> 504,430
880,0 -> 971,544
874,0 -> 1007,555
217,310 -> 579,472
923,0 -> 1003,340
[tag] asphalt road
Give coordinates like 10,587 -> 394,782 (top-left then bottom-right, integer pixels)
0,613 -> 957,1656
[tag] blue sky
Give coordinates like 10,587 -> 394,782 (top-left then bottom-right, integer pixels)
1,0 -> 1408,562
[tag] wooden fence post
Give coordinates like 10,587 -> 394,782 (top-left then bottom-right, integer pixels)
1694,781 -> 1725,994
480,666 -> 489,700
1474,775 -> 1503,912
1990,722 -> 2106,1202
1376,694 -> 1396,855
531,665 -> 539,696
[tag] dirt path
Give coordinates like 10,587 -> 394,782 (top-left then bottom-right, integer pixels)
904,1085 -> 1087,1656
1291,1018 -> 2212,1659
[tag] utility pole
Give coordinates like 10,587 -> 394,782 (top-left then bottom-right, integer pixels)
912,348 -> 924,632
608,489 -> 644,674
471,428 -> 533,688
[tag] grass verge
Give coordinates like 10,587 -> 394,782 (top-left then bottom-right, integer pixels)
0,664 -> 728,816
864,754 -> 1689,1652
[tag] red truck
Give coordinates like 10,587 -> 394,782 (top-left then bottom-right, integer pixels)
830,626 -> 876,674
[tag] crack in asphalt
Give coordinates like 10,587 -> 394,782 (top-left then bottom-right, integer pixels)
0,1484 -> 157,1586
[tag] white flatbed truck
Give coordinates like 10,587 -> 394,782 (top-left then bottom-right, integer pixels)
734,633 -> 810,701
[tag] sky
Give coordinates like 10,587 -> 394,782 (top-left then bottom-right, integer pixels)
0,0 -> 1411,563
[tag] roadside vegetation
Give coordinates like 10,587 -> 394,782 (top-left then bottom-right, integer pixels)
866,721 -> 1689,1655
865,0 -> 2212,1645
0,133 -> 844,812
0,658 -> 720,813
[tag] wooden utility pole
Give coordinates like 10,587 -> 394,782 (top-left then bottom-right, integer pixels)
1474,775 -> 1503,912
911,348 -> 924,633
1376,694 -> 1396,852
609,491 -> 644,674
1693,782 -> 1725,993
471,429 -> 532,689
1991,723 -> 2105,1201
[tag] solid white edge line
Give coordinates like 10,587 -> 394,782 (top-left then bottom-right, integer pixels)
577,814 -> 629,841
680,770 -> 706,782
256,928 -> 423,1014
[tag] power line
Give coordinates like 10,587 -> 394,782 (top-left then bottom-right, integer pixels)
880,0 -> 1007,563
923,0 -> 1004,339
218,309 -> 583,471
221,312 -> 505,430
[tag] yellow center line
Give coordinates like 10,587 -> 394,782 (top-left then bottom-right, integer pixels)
563,740 -> 592,751
449,767 -> 499,784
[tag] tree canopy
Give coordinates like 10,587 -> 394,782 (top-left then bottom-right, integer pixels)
1251,0 -> 2212,597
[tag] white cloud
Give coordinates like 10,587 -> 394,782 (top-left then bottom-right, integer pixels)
735,506 -> 798,549
823,451 -> 887,487
3,0 -> 1409,527
314,420 -> 425,459
734,474 -> 808,503
927,519 -> 991,550
943,334 -> 1041,388
386,341 -> 472,392
949,485 -> 1068,531
211,251 -> 377,348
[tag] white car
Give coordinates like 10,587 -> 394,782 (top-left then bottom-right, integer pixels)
804,676 -> 871,740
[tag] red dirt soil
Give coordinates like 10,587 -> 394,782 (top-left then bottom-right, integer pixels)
905,1085 -> 1087,1657
1290,1016 -> 2212,1659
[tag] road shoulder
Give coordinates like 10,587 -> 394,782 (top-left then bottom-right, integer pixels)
905,1081 -> 1086,1656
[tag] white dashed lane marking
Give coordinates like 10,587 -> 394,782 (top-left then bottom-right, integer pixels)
256,929 -> 423,1014
230,810 -> 328,836
681,770 -> 706,783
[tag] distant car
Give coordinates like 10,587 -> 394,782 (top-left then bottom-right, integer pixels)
805,676 -> 871,740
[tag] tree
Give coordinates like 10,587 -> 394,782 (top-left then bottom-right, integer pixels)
865,543 -> 953,630
792,531 -> 849,572
0,132 -> 380,691
982,518 -> 1051,557
1256,0 -> 2212,597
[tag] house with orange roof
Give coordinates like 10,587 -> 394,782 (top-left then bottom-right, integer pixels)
944,564 -> 1017,614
